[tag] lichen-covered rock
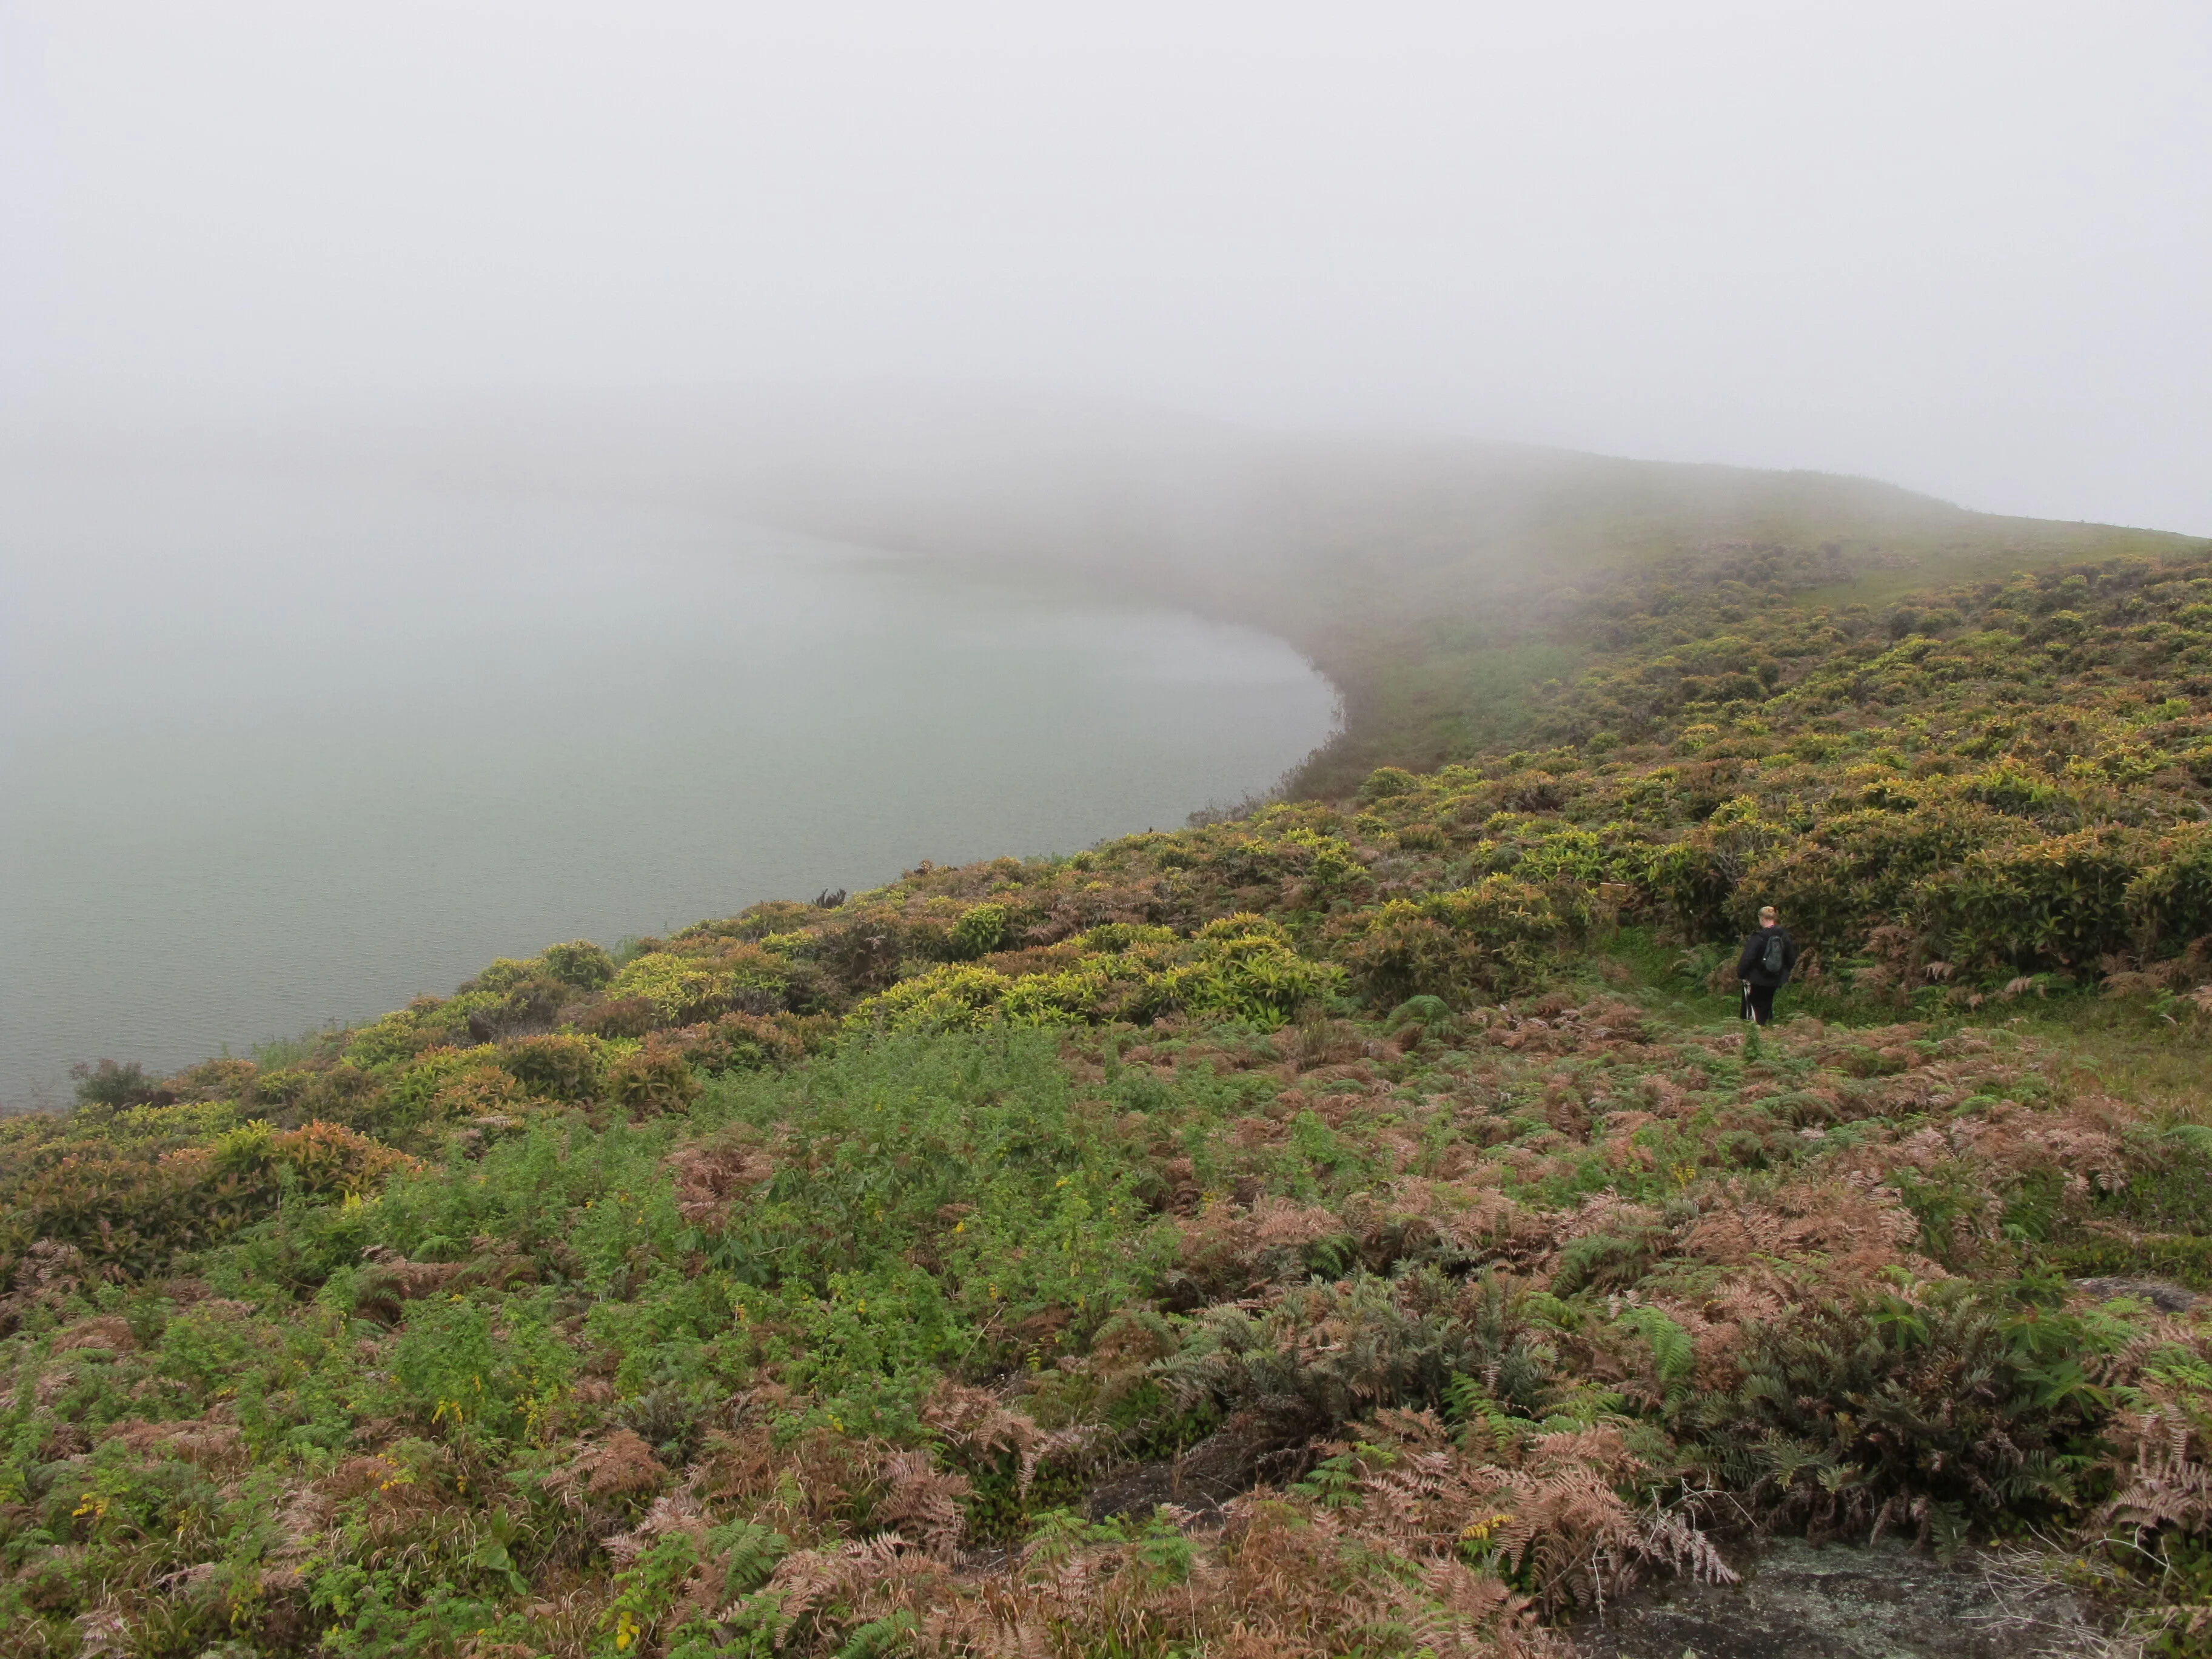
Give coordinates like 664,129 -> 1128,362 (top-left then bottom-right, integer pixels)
1573,1538 -> 2108,1659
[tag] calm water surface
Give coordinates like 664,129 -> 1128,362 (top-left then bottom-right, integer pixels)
0,466 -> 1336,1105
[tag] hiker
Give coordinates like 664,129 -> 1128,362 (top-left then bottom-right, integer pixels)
1736,904 -> 1798,1025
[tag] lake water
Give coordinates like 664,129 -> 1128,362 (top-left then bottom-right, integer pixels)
0,465 -> 1336,1107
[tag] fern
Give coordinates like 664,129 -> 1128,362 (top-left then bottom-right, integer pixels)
1444,1373 -> 1546,1459
706,1520 -> 791,1601
1384,994 -> 1453,1033
834,1610 -> 919,1659
1617,1305 -> 1696,1396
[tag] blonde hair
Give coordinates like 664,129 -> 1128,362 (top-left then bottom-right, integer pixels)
1758,905 -> 1778,922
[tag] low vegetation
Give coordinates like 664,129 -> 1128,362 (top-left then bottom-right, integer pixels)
12,527 -> 2212,1656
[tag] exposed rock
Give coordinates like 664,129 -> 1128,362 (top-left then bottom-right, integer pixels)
1572,1538 -> 2117,1659
1086,1417 -> 1310,1520
2074,1275 -> 2200,1313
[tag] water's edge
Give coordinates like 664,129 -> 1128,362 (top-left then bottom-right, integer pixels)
0,467 -> 1340,1105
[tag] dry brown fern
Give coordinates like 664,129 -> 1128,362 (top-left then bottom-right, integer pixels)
2096,1409 -> 2212,1540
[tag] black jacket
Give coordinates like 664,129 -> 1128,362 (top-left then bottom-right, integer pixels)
1737,925 -> 1798,988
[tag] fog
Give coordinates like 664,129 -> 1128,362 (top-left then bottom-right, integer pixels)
4,2 -> 2209,533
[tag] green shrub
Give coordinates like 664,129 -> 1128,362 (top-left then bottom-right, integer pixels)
467,957 -> 542,995
1330,878 -> 1567,1005
605,1042 -> 702,1116
611,953 -> 740,1024
498,1033 -> 605,1100
541,938 -> 617,990
1922,828 -> 2137,970
0,1121 -> 412,1282
70,1059 -> 155,1110
1358,766 -> 1420,801
342,1008 -> 443,1072
1156,914 -> 1343,1027
675,1012 -> 814,1074
1328,901 -> 1485,1007
1961,762 -> 2079,823
2125,823 -> 2212,950
854,964 -> 1013,1033
947,903 -> 1008,960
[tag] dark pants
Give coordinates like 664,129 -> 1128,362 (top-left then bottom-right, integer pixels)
1742,982 -> 1777,1024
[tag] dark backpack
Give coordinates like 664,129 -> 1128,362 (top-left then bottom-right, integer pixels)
1760,931 -> 1788,978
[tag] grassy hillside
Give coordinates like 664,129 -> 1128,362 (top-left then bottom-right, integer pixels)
10,476 -> 2212,1657
1268,477 -> 2203,796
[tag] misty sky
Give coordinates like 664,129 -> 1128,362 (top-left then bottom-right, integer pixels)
3,2 -> 2207,533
